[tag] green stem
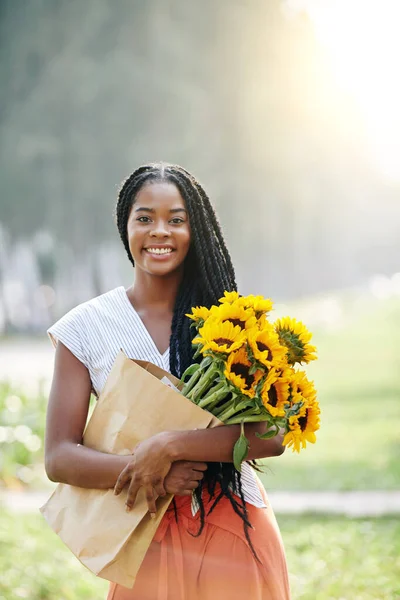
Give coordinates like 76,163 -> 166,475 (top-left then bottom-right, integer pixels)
212,397 -> 233,416
217,400 -> 249,423
198,386 -> 230,410
223,406 -> 257,422
198,381 -> 226,404
186,365 -> 219,403
225,414 -> 271,425
181,368 -> 202,396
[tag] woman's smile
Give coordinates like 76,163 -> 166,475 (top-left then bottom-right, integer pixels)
144,245 -> 175,257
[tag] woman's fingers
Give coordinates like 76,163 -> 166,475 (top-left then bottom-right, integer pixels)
191,469 -> 205,481
125,478 -> 141,511
145,485 -> 157,516
153,478 -> 167,499
114,464 -> 132,496
187,461 -> 208,472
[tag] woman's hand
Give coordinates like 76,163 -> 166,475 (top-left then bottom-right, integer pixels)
114,432 -> 174,516
164,460 -> 207,496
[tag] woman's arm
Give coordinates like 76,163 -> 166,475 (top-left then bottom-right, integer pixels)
115,417 -> 285,512
163,422 -> 285,463
45,342 -> 132,488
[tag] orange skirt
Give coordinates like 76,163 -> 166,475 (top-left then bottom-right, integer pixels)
107,482 -> 290,600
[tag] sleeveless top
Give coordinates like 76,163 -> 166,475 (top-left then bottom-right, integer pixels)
47,286 -> 266,509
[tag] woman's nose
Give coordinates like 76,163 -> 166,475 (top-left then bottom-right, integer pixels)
150,221 -> 170,237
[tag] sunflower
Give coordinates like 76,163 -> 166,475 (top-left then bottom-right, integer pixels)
219,291 -> 240,304
210,302 -> 257,331
193,320 -> 247,355
289,370 -> 317,405
260,370 -> 289,417
224,347 -> 264,397
283,397 -> 321,452
247,325 -> 287,369
186,306 -> 211,328
274,317 -> 317,365
238,294 -> 273,317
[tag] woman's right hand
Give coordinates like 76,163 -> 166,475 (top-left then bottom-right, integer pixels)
164,460 -> 207,496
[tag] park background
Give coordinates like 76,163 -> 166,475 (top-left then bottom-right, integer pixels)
0,1 -> 399,598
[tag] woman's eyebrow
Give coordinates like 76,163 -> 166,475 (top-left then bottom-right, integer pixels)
134,206 -> 154,213
170,208 -> 187,213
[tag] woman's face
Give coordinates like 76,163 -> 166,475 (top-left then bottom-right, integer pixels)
127,181 -> 191,277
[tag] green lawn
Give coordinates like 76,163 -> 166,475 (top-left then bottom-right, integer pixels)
0,509 -> 399,599
260,295 -> 400,491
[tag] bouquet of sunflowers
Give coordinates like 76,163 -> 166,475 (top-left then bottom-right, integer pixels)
182,291 -> 321,471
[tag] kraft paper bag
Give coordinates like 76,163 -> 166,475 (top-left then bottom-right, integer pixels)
40,351 -> 221,588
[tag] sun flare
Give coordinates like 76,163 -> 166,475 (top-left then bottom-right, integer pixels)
289,0 -> 400,180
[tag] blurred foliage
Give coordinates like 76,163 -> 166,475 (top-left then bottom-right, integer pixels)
0,509 -> 399,599
1,0 -> 400,312
0,381 -> 47,489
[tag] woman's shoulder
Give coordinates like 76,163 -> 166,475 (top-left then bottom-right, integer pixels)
46,286 -> 127,367
47,286 -> 125,341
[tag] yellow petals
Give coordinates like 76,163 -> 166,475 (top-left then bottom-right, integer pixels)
209,302 -> 257,330
274,317 -> 317,365
186,306 -> 211,324
283,398 -> 321,452
261,374 -> 290,417
225,347 -> 263,398
247,325 -> 287,368
238,294 -> 273,316
219,291 -> 240,304
193,320 -> 247,355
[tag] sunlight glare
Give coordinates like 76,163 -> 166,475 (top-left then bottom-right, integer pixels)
287,0 -> 400,180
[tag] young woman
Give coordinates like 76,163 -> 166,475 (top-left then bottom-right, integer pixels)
45,163 -> 291,600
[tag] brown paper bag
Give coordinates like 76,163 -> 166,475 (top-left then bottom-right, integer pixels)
40,351 -> 221,588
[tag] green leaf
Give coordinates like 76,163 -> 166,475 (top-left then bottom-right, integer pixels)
200,355 -> 213,370
248,363 -> 259,375
181,363 -> 200,381
192,345 -> 202,359
233,421 -> 250,472
255,425 -> 279,440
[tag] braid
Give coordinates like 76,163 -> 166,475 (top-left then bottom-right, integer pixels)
115,163 -> 259,558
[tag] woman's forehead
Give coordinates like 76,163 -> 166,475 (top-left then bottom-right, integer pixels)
134,180 -> 185,206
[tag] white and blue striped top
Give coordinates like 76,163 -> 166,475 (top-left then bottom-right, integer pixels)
47,286 -> 266,509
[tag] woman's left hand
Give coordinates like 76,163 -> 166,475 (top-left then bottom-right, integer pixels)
114,432 -> 173,516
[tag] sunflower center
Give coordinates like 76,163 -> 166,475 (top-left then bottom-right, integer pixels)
214,337 -> 234,348
298,409 -> 309,431
268,385 -> 278,407
231,362 -> 254,389
227,318 -> 246,329
257,341 -> 272,360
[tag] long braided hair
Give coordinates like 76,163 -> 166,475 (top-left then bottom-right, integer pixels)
115,163 -> 258,557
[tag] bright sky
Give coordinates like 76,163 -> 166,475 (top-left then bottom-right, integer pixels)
285,0 -> 400,181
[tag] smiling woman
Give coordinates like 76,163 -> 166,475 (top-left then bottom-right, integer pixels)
44,163 -> 290,600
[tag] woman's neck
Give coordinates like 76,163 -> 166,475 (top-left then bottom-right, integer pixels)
127,268 -> 183,313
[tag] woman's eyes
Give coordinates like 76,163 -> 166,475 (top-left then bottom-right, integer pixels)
136,216 -> 185,224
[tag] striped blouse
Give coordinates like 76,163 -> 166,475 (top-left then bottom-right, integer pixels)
47,286 -> 266,510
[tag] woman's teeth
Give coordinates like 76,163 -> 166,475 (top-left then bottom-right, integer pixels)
146,248 -> 173,255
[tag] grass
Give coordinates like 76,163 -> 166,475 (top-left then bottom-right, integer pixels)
0,509 -> 399,599
259,294 -> 400,491
282,514 -> 400,599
